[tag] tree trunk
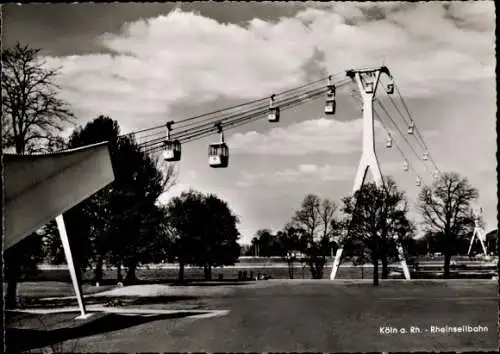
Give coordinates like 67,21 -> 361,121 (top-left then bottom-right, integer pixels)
443,233 -> 451,279
5,259 -> 22,309
116,262 -> 123,282
6,278 -> 18,309
381,239 -> 389,279
373,255 -> 379,286
287,260 -> 294,279
443,252 -> 451,279
308,260 -> 317,279
125,260 -> 137,283
381,255 -> 388,279
178,262 -> 185,282
204,265 -> 212,280
316,257 -> 326,279
15,136 -> 25,155
94,256 -> 103,284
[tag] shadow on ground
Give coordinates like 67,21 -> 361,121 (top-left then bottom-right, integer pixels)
20,295 -> 201,309
6,311 -> 207,352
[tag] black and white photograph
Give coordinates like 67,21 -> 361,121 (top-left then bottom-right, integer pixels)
2,1 -> 498,352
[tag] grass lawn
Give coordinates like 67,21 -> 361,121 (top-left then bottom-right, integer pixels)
6,279 -> 498,352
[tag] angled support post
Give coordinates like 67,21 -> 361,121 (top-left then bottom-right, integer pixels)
330,66 -> 411,280
56,215 -> 92,319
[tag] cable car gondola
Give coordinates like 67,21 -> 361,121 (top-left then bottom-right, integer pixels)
268,94 -> 280,123
423,151 -> 429,160
163,121 -> 182,162
386,134 -> 392,148
208,122 -> 229,168
364,72 -> 375,94
416,176 -> 422,187
324,76 -> 336,115
403,160 -> 409,172
163,140 -> 181,162
386,78 -> 394,95
407,121 -> 415,135
365,82 -> 374,94
324,98 -> 336,115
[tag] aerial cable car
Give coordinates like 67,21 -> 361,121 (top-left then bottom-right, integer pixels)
385,134 -> 393,148
324,75 -> 336,115
386,77 -> 394,95
423,151 -> 429,160
162,121 -> 181,162
268,94 -> 280,123
403,159 -> 409,172
364,72 -> 374,94
208,122 -> 229,168
416,176 -> 422,187
407,121 -> 415,135
433,169 -> 439,179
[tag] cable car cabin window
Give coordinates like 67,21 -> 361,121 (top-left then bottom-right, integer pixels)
163,140 -> 181,161
268,107 -> 280,122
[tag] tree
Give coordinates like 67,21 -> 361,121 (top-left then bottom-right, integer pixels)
62,116 -> 176,283
290,194 -> 339,279
377,177 -> 416,278
248,236 -> 260,256
4,233 -> 44,308
39,220 -> 66,265
277,224 -> 303,279
418,172 -> 478,278
111,141 -> 175,283
341,180 -> 412,286
165,190 -> 241,281
164,190 -> 205,281
62,116 -> 123,281
2,42 -> 75,154
2,42 -> 75,308
485,230 -> 498,256
249,229 -> 282,257
197,194 -> 241,279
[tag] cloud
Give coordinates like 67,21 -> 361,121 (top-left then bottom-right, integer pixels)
42,9 -> 318,133
228,116 -> 438,157
229,118 -> 363,155
39,3 -> 493,136
236,159 -> 410,188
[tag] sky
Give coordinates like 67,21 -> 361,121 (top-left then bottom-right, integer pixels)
3,1 -> 496,244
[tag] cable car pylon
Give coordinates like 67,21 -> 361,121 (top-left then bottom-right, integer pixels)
467,206 -> 488,257
330,66 -> 411,281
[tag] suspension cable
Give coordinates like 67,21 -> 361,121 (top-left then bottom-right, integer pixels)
118,72 -> 343,140
350,89 -> 434,180
142,84 -> 336,154
143,89 -> 326,154
393,83 -> 441,174
140,78 -> 351,151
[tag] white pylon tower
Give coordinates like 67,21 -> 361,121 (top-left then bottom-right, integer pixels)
467,206 -> 488,257
330,66 -> 411,280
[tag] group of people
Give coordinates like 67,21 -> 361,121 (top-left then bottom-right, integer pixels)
237,270 -> 270,281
